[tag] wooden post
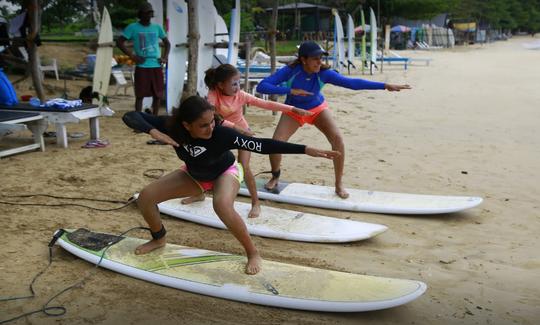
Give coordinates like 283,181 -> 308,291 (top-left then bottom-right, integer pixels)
27,0 -> 45,101
243,35 -> 251,114
269,0 -> 278,115
185,0 -> 199,97
384,24 -> 390,53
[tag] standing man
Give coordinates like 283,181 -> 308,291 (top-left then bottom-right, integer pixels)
117,2 -> 170,115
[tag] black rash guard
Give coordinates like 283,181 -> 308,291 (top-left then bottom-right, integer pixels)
123,112 -> 307,181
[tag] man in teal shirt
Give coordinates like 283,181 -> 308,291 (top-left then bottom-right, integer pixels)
117,2 -> 170,115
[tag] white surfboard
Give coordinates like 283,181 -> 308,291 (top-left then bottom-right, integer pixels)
369,8 -> 377,66
92,8 -> 113,107
56,228 -> 426,312
149,0 -> 163,27
213,8 -> 229,65
166,0 -> 188,114
144,195 -> 387,242
347,14 -> 356,69
227,0 -> 241,66
195,0 -> 216,97
238,180 -> 483,215
332,9 -> 346,72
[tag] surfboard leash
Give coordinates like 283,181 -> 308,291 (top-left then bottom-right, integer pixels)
0,193 -> 136,211
0,226 -> 149,324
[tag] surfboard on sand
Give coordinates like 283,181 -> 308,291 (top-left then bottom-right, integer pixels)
238,179 -> 483,215
227,0 -> 241,66
332,9 -> 346,72
195,0 -> 216,97
347,14 -> 356,70
138,194 -> 387,242
149,0 -> 163,27
166,0 -> 188,114
369,7 -> 377,74
56,228 -> 427,312
92,8 -> 113,107
360,9 -> 367,73
213,6 -> 229,64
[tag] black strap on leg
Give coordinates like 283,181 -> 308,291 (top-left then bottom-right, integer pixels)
150,225 -> 166,240
253,169 -> 281,179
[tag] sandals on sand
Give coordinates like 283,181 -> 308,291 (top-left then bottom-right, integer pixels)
82,139 -> 109,148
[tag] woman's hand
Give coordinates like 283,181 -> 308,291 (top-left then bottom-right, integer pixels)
149,129 -> 179,147
292,107 -> 313,116
234,125 -> 255,136
384,84 -> 412,92
305,146 -> 341,159
290,89 -> 314,96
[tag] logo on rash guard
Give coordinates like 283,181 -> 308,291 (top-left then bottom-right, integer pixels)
234,136 -> 262,152
183,145 -> 207,157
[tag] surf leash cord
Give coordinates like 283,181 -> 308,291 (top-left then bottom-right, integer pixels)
0,193 -> 136,211
0,227 -> 149,324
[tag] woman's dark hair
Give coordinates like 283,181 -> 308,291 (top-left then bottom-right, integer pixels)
288,56 -> 331,70
204,64 -> 239,89
166,96 -> 223,144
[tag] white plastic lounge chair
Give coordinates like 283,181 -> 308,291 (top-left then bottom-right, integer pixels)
111,69 -> 133,95
40,58 -> 59,80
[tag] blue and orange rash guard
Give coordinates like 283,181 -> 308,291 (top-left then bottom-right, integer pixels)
256,64 -> 386,110
122,112 -> 306,181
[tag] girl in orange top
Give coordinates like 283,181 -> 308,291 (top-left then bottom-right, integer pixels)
182,64 -> 311,218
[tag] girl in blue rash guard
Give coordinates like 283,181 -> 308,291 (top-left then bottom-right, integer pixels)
256,41 -> 411,198
122,96 -> 339,275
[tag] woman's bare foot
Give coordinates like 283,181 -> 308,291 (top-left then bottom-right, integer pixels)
335,185 -> 350,199
248,203 -> 261,218
264,177 -> 279,193
245,251 -> 262,275
134,237 -> 166,255
181,193 -> 205,204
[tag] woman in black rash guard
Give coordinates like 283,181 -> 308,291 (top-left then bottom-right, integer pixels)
122,96 -> 339,275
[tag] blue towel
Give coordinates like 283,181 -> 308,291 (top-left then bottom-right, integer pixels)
40,98 -> 83,109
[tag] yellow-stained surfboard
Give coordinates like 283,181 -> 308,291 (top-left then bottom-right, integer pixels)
56,228 -> 426,312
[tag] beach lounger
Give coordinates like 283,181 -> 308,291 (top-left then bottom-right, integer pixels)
0,103 -> 113,148
0,111 -> 46,157
376,57 -> 410,70
389,50 -> 432,66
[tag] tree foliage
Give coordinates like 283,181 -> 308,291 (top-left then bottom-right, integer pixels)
2,0 -> 539,33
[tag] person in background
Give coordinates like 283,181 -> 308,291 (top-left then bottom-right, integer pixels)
117,2 -> 170,116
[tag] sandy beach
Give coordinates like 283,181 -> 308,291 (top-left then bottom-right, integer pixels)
1,36 -> 539,324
